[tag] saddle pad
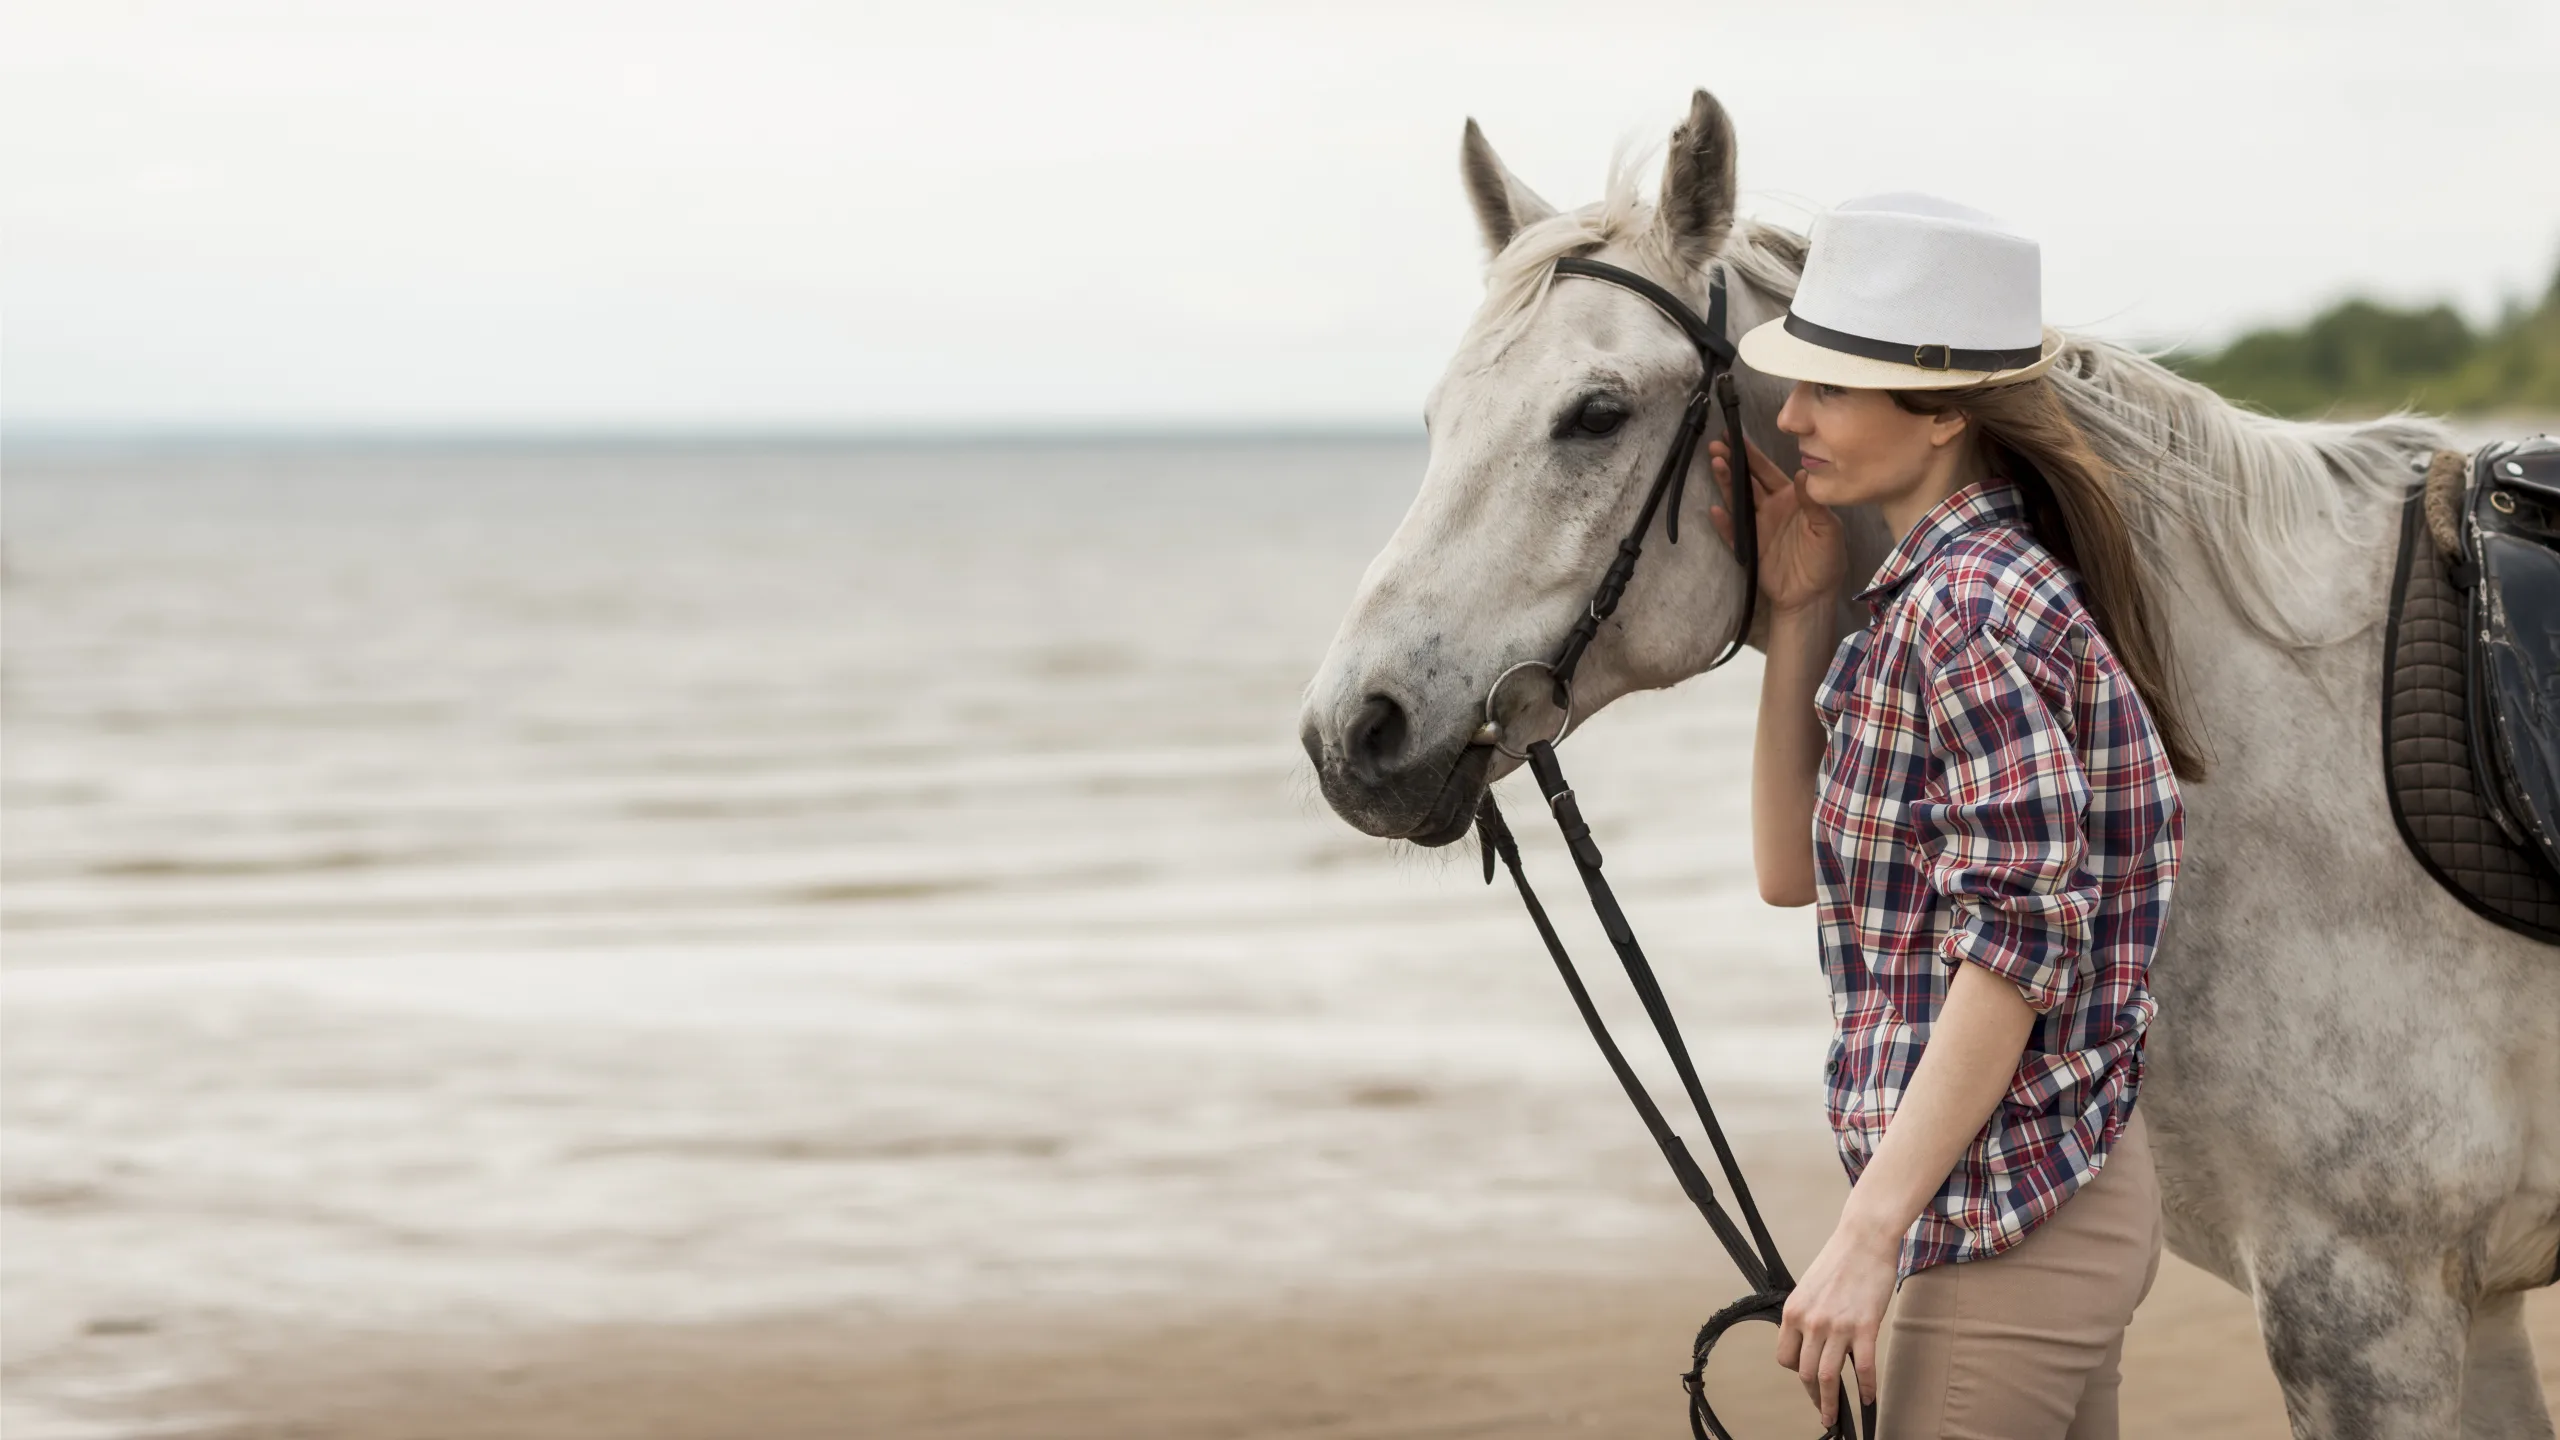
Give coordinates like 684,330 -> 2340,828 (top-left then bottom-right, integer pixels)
2381,488 -> 2560,944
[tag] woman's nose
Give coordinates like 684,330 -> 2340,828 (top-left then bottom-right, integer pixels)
1775,381 -> 1814,436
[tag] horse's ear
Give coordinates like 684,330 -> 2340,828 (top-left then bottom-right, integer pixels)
1654,89 -> 1737,269
1461,118 -> 1557,258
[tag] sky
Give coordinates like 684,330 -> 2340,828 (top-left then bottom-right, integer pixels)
5,0 -> 2556,432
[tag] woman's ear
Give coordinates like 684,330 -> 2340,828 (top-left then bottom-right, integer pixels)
1925,407 -> 1971,450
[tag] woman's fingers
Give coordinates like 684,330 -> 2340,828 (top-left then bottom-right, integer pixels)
1816,1332 -> 1850,1428
1715,444 -> 1785,529
1712,439 -> 1786,499
1743,436 -> 1790,498
1784,1304 -> 1864,1426
1715,438 -> 1805,520
1789,1323 -> 1879,1425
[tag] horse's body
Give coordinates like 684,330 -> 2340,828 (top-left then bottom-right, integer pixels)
1299,91 -> 2560,1437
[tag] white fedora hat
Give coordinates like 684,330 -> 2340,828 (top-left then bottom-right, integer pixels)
1738,192 -> 2063,390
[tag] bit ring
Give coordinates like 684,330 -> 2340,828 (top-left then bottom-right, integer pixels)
1481,659 -> 1573,760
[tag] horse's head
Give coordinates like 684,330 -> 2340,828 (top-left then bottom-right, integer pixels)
1299,90 -> 1797,846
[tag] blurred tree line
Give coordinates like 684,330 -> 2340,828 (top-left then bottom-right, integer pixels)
2167,257 -> 2560,416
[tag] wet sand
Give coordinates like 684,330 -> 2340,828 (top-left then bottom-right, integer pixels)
172,1225 -> 2560,1440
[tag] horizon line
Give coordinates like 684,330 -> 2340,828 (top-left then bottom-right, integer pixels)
2,418 -> 1430,454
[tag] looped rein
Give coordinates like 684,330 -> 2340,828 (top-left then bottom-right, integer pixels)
1472,258 -> 1874,1439
1689,1290 -> 1877,1440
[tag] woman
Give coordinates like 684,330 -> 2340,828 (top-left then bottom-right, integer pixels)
1704,194 -> 2203,1439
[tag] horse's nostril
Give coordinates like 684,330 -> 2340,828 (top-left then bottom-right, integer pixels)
1344,694 -> 1410,785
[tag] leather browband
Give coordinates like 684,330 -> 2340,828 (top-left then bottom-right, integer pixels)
1554,256 -> 1737,365
1781,311 -> 2043,373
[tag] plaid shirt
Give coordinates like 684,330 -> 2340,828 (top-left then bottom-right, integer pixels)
1811,478 -> 2181,1279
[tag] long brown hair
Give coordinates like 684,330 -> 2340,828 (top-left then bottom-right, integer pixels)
1889,377 -> 2209,781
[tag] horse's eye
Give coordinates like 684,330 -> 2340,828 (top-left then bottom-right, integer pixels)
1562,395 -> 1629,439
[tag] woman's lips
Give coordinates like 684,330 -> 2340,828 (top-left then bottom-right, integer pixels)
1801,452 -> 1831,470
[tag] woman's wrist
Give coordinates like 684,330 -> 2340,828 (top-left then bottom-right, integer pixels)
1834,1189 -> 1917,1255
1771,590 -> 1839,625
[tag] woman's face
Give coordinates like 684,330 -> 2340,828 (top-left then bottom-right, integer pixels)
1773,381 -> 1971,514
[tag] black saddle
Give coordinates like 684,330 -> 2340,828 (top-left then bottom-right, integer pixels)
2381,435 -> 2560,944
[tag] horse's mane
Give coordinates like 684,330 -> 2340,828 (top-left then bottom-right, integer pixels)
1474,163 -> 2453,650
2038,341 -> 2449,647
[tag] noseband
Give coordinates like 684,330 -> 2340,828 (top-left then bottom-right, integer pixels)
1472,258 -> 1875,1440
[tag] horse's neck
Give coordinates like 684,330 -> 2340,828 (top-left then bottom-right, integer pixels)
2159,489 -> 2404,764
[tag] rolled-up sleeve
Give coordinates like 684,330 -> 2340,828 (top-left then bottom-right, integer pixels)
1908,625 -> 2096,1014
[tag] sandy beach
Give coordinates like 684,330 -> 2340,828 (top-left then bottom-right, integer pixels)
144,1157 -> 2560,1440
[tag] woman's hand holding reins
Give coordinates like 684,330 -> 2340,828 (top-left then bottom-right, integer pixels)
1773,1212 -> 1896,1428
1709,435 -> 1844,617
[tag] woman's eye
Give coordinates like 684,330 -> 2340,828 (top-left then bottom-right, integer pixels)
1566,397 -> 1629,437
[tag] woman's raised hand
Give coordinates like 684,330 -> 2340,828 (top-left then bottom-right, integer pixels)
1709,435 -> 1845,617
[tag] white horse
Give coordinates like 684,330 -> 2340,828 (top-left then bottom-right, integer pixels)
1298,89 -> 2560,1438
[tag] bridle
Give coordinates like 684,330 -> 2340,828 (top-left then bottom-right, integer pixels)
1469,255 -> 1875,1440
1477,256 -> 1758,759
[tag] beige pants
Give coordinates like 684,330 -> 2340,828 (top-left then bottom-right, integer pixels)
1879,1108 -> 2164,1440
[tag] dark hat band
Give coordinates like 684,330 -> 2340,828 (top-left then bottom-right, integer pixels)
1782,312 -> 2045,373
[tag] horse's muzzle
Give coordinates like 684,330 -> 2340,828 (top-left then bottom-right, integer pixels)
1301,697 -> 1492,847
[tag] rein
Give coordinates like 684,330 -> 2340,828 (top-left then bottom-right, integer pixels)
1470,256 -> 1874,1440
